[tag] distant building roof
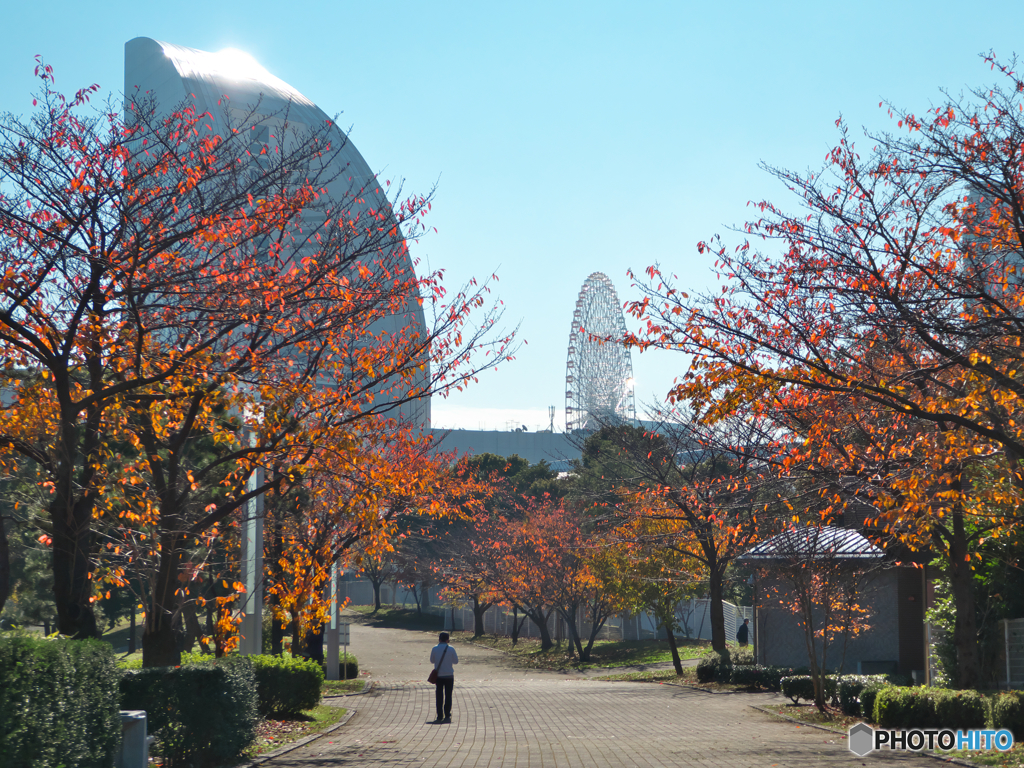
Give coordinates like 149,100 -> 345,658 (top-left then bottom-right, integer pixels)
738,525 -> 884,563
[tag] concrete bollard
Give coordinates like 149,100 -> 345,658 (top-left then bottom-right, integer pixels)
115,710 -> 151,768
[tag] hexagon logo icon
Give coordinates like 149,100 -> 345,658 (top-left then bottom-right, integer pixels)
849,723 -> 874,756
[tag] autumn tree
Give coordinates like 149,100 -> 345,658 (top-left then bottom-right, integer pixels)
741,526 -> 881,711
605,518 -> 705,675
626,55 -> 1024,686
570,420 -> 775,653
0,63 -> 516,656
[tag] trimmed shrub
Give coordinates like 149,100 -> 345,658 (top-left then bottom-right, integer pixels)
341,655 -> 359,680
932,689 -> 986,730
780,674 -> 837,704
251,654 -> 324,715
732,648 -> 754,666
860,684 -> 886,721
992,691 -> 1024,741
730,665 -> 788,691
0,634 -> 121,768
874,686 -> 935,728
120,657 -> 259,767
696,649 -> 732,683
781,675 -> 814,703
836,675 -> 890,716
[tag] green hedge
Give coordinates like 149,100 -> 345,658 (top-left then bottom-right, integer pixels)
696,649 -> 732,683
729,664 -> 790,691
338,654 -> 359,680
731,648 -> 754,666
860,684 -> 886,721
874,686 -> 935,728
933,689 -> 987,730
251,654 -> 324,715
992,691 -> 1024,740
780,675 -> 838,704
0,634 -> 121,768
872,686 -> 988,730
120,657 -> 259,767
836,675 -> 890,716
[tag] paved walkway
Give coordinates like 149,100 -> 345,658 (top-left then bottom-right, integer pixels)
271,618 -> 930,767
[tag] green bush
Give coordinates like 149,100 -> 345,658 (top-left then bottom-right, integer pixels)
333,653 -> 359,680
251,654 -> 324,715
696,648 -> 732,683
729,664 -> 789,691
780,674 -> 838,704
860,684 -> 886,721
0,634 -> 121,768
874,686 -> 936,728
836,675 -> 890,716
991,691 -> 1024,740
731,648 -> 754,666
120,657 -> 259,767
932,689 -> 986,730
781,675 -> 814,703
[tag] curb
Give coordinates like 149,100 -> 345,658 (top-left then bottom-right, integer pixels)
749,705 -> 984,768
241,680 -> 375,767
323,678 -> 374,698
242,707 -> 357,767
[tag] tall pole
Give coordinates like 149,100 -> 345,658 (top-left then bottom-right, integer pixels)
239,427 -> 264,656
327,562 -> 340,680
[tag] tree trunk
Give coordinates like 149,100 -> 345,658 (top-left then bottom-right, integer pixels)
558,602 -> 586,660
665,625 -> 684,675
582,606 -> 611,662
511,604 -> 522,646
306,626 -> 325,663
472,595 -> 492,638
526,606 -> 553,651
948,512 -> 981,689
50,409 -> 102,640
707,567 -> 727,653
372,580 -> 382,612
143,530 -> 186,667
51,494 -> 100,639
271,613 -> 286,655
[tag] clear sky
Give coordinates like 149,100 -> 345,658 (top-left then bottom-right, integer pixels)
3,1 -> 1024,432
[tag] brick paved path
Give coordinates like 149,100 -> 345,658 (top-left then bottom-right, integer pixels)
270,620 -> 929,767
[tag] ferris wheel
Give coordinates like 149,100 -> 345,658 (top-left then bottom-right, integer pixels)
565,272 -> 636,432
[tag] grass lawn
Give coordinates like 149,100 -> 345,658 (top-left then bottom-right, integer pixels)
98,612 -> 144,653
457,633 -> 712,671
322,678 -> 367,696
242,704 -> 347,759
948,743 -> 1024,767
346,605 -> 444,631
597,668 -> 696,683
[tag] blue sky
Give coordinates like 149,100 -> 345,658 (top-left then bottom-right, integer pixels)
3,1 -> 1024,431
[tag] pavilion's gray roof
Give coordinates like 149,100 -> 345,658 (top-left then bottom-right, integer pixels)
737,525 -> 884,563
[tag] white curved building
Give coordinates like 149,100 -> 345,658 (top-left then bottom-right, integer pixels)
124,38 -> 430,428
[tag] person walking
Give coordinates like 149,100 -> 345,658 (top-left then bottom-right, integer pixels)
430,632 -> 459,723
736,618 -> 750,648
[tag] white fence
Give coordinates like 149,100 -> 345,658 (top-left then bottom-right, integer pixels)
340,579 -> 750,644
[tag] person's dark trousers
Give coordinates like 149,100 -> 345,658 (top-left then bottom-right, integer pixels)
435,676 -> 454,719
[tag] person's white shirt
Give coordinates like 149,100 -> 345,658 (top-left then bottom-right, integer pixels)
430,642 -> 459,677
